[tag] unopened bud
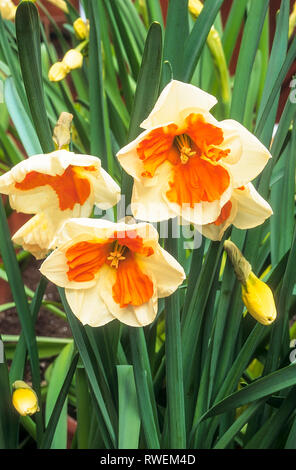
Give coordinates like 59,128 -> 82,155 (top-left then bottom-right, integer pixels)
224,240 -> 277,326
73,17 -> 90,40
63,49 -> 83,70
12,381 -> 39,416
48,61 -> 69,82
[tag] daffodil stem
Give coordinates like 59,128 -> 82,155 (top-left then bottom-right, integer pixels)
164,227 -> 186,449
76,38 -> 89,53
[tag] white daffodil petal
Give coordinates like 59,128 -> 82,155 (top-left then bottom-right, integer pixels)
220,120 -> 272,186
141,80 -> 217,129
65,283 -> 115,327
53,217 -> 160,248
200,199 -> 238,241
140,246 -> 186,298
12,213 -> 63,259
131,162 -> 177,222
39,246 -> 96,290
232,183 -> 273,229
89,167 -> 121,210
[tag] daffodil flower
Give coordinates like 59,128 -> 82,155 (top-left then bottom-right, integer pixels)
117,80 -> 271,225
40,218 -> 186,327
200,183 -> 273,241
0,150 -> 120,258
0,0 -> 16,20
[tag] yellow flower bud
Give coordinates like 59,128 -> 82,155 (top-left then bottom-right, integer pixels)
48,61 -> 69,82
12,381 -> 39,417
0,0 -> 17,21
73,17 -> 90,40
188,0 -> 203,18
63,49 -> 83,70
289,2 -> 296,39
241,271 -> 277,326
224,240 -> 277,326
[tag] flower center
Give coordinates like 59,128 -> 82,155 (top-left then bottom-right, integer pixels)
174,134 -> 196,164
107,241 -> 127,269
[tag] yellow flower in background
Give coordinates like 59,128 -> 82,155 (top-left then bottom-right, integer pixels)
63,49 -> 83,70
73,17 -> 90,40
40,218 -> 186,328
0,150 -> 120,259
0,0 -> 16,20
200,183 -> 272,241
44,0 -> 68,14
117,80 -> 271,226
48,49 -> 84,82
12,381 -> 39,417
48,61 -> 69,82
224,240 -> 277,325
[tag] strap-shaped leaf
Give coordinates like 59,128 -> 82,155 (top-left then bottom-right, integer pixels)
15,1 -> 53,153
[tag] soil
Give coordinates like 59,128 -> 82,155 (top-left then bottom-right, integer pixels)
0,255 -> 71,339
0,208 -> 71,340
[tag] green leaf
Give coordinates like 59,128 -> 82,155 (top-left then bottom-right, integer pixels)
58,288 -> 116,448
163,0 -> 189,80
41,353 -> 79,449
245,387 -> 296,449
213,399 -> 265,449
0,197 -> 43,444
182,0 -> 224,82
75,366 -> 91,449
0,348 -> 14,449
255,32 -> 296,137
4,77 -> 42,156
122,21 -> 162,207
230,0 -> 269,122
88,1 -> 113,173
129,328 -> 160,449
222,0 -> 248,64
200,364 -> 296,421
117,365 -> 141,449
163,231 -> 186,449
4,335 -> 73,361
45,342 -> 74,449
15,1 -> 53,153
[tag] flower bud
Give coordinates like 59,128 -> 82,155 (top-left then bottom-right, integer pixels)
0,0 -> 17,21
188,0 -> 203,18
224,240 -> 277,326
63,49 -> 83,70
241,272 -> 277,326
73,17 -> 90,40
12,381 -> 39,416
48,61 -> 69,82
